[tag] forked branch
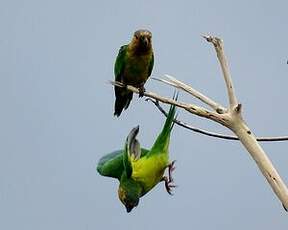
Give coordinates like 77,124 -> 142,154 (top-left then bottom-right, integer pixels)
110,36 -> 288,211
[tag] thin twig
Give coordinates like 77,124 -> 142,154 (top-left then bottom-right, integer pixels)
203,35 -> 238,108
147,98 -> 288,142
152,75 -> 226,113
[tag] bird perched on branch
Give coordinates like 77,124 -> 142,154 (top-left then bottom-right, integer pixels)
114,29 -> 154,117
97,102 -> 177,212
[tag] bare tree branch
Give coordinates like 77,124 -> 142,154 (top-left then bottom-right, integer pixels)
203,35 -> 238,108
205,36 -> 288,211
110,36 -> 288,211
109,80 -> 229,125
147,98 -> 288,142
152,75 -> 226,113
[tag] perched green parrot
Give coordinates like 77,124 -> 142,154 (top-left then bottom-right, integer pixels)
97,104 -> 177,212
114,29 -> 154,117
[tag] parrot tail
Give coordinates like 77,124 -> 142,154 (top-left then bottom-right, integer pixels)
114,88 -> 133,117
150,93 -> 178,152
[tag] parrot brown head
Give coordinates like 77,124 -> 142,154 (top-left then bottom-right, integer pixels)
130,29 -> 152,53
118,176 -> 142,213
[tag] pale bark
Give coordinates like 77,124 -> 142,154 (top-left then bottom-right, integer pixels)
110,36 -> 288,211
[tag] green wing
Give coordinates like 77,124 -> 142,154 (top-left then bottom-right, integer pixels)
97,148 -> 149,180
114,45 -> 128,82
97,150 -> 124,179
148,53 -> 154,77
123,126 -> 142,178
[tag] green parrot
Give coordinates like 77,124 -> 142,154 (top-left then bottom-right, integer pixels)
114,29 -> 154,117
97,103 -> 177,212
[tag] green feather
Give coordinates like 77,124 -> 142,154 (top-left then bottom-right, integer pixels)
97,148 -> 149,179
114,45 -> 127,83
148,53 -> 154,76
97,150 -> 124,179
123,125 -> 142,178
113,30 -> 154,117
98,93 -> 178,212
148,98 -> 177,156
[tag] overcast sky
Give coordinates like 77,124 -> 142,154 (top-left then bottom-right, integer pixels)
1,0 -> 288,229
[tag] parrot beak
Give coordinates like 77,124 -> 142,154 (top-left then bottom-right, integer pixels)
124,199 -> 139,213
144,37 -> 149,47
141,36 -> 149,48
126,206 -> 133,213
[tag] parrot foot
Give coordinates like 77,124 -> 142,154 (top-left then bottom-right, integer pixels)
161,160 -> 177,195
162,176 -> 177,195
138,86 -> 145,97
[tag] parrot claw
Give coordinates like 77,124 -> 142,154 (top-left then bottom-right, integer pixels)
162,160 -> 177,195
138,86 -> 145,97
162,176 -> 177,195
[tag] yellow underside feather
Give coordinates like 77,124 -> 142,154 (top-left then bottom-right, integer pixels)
131,154 -> 169,194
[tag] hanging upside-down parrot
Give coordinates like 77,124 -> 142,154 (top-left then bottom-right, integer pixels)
97,103 -> 177,212
114,29 -> 154,117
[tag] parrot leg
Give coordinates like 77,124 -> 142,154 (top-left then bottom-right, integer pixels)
162,176 -> 176,195
168,160 -> 176,182
138,83 -> 145,97
161,160 -> 177,195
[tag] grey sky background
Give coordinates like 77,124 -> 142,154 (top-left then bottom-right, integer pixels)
1,0 -> 288,229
